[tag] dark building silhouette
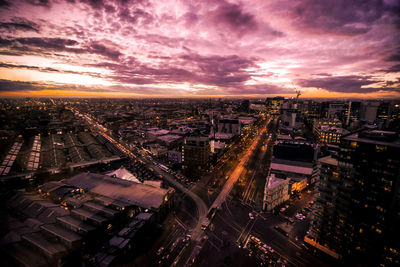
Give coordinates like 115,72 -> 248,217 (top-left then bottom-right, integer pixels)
182,136 -> 210,179
306,129 -> 400,266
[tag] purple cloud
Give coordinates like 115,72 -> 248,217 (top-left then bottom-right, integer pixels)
277,0 -> 393,35
0,0 -> 399,97
87,41 -> 122,60
383,64 -> 400,73
25,0 -> 51,7
16,37 -> 78,50
0,79 -> 115,92
0,17 -> 40,33
297,75 -> 399,93
0,0 -> 10,7
211,1 -> 258,35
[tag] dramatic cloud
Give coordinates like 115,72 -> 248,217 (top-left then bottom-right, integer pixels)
0,0 -> 399,97
0,17 -> 40,33
297,75 -> 399,93
269,0 -> 396,36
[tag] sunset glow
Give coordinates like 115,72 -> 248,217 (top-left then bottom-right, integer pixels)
0,0 -> 399,98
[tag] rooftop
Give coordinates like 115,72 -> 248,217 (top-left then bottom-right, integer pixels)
157,134 -> 182,143
267,173 -> 288,189
343,129 -> 400,148
147,129 -> 170,136
320,125 -> 349,134
271,158 -> 313,175
63,172 -> 171,210
106,166 -> 140,183
319,156 -> 338,166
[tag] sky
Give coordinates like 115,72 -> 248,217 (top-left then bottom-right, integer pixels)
0,0 -> 399,98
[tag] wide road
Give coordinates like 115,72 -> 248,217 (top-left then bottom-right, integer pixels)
142,159 -> 208,241
194,193 -> 327,267
177,120 -> 270,266
211,126 -> 267,210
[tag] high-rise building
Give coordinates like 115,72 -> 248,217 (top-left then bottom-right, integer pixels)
306,129 -> 400,265
360,101 -> 380,123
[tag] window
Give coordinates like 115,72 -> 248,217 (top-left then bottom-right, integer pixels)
375,145 -> 387,152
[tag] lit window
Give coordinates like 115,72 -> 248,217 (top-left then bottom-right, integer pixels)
375,145 -> 387,152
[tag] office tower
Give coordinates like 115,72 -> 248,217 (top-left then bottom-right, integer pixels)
360,101 -> 380,123
306,129 -> 400,265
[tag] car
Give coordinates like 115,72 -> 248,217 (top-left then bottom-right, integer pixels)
295,213 -> 306,220
156,247 -> 164,255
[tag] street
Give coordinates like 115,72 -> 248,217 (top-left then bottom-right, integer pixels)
71,109 -> 324,267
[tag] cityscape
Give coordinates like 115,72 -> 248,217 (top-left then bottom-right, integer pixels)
0,97 -> 399,266
1,1 -> 400,267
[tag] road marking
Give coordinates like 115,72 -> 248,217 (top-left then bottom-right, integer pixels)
175,218 -> 188,231
289,239 -> 302,249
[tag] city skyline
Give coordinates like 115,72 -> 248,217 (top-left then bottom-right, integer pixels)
0,97 -> 399,266
0,0 -> 399,98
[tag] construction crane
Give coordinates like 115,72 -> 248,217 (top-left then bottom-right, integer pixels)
292,82 -> 301,102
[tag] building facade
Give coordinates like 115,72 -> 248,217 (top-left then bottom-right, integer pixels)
306,130 -> 400,266
182,136 -> 210,178
263,174 -> 290,211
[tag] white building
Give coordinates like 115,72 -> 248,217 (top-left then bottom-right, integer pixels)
263,174 -> 290,211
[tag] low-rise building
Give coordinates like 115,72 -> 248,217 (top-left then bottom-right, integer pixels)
149,144 -> 168,158
0,172 -> 174,266
156,134 -> 182,149
263,174 -> 290,211
316,125 -> 349,145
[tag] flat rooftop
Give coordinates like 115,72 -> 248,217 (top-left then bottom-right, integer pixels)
157,134 -> 182,143
63,172 -> 171,210
319,156 -> 338,166
271,158 -> 313,175
343,130 -> 400,148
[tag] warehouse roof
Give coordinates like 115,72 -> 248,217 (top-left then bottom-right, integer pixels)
63,172 -> 171,210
